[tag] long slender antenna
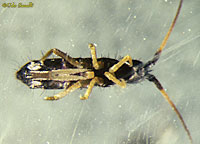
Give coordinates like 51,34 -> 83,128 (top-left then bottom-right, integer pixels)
145,0 -> 192,143
144,0 -> 183,69
147,74 -> 192,144
156,0 -> 183,55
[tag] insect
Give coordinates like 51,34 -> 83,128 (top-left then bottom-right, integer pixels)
16,0 -> 192,143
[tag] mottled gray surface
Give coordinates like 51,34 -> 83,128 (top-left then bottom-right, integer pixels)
0,0 -> 199,144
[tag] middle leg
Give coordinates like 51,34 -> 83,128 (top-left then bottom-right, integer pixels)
80,77 -> 103,100
89,43 -> 104,70
80,77 -> 104,100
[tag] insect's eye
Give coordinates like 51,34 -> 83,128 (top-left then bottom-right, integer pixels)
27,62 -> 42,71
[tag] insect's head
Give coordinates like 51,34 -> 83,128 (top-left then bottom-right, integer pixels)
126,60 -> 147,83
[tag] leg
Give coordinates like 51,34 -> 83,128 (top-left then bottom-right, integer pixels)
40,48 -> 83,68
147,74 -> 192,144
103,55 -> 132,88
89,43 -> 103,70
109,55 -> 133,73
44,81 -> 83,100
80,77 -> 103,100
104,72 -> 126,88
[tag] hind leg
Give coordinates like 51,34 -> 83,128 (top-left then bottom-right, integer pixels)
40,48 -> 83,68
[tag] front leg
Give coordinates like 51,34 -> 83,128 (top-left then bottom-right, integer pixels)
104,72 -> 126,88
103,55 -> 132,88
109,55 -> 133,73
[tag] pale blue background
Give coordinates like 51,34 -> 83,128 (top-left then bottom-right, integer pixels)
0,0 -> 200,144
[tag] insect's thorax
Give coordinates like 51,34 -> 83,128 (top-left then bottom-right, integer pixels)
93,58 -> 145,86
